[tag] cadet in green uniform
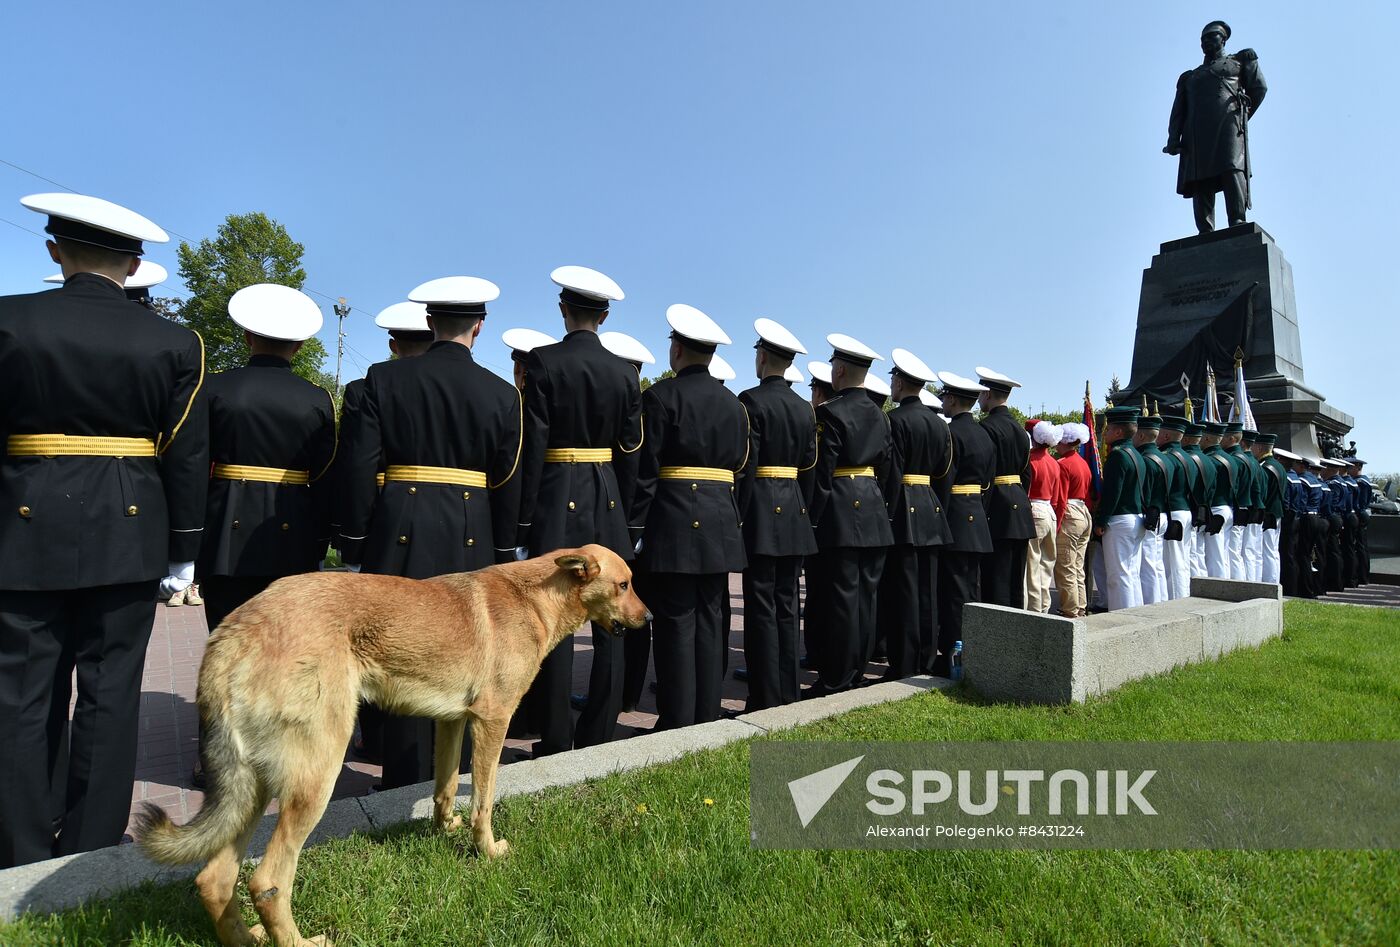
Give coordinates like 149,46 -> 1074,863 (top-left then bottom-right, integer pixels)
1095,406 -> 1146,610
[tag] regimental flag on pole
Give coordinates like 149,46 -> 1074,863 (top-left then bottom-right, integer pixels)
1202,362 -> 1222,423
1181,372 -> 1194,421
1228,347 -> 1257,430
1082,380 -> 1102,503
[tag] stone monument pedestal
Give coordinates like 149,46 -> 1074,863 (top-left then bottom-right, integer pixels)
1121,223 -> 1351,457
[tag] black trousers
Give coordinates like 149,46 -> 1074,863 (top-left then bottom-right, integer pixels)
1192,170 -> 1248,233
522,637 -> 573,758
937,550 -> 982,674
814,548 -> 886,691
1343,513 -> 1362,587
1296,515 -> 1327,598
1324,514 -> 1346,593
1279,513 -> 1297,596
575,623 -> 624,749
621,565 -> 654,713
650,572 -> 727,731
742,555 -> 803,710
878,544 -> 939,680
0,582 -> 156,868
200,575 -> 275,634
981,539 -> 1026,610
1356,515 -> 1371,584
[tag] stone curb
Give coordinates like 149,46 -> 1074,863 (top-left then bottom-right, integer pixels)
0,674 -> 950,921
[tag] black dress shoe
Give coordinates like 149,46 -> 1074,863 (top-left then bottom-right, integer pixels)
929,657 -> 953,679
734,666 -> 749,681
570,693 -> 588,711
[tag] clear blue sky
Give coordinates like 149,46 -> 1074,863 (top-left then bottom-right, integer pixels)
2,2 -> 1396,470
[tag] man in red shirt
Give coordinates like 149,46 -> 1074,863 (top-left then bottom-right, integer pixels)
1024,420 -> 1067,612
1054,423 -> 1094,617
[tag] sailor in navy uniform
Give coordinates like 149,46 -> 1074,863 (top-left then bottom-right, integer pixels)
197,284 -> 337,632
503,327 -> 556,392
628,305 -> 747,729
877,349 -> 952,679
599,331 -> 659,715
515,267 -> 640,753
975,367 -> 1035,609
736,319 -> 817,710
1349,458 -> 1372,584
337,276 -> 522,789
43,258 -> 169,309
1,194 -> 208,866
932,373 -> 994,676
805,334 -> 893,695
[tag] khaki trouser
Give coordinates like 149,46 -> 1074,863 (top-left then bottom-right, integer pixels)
1024,499 -> 1058,612
1055,499 -> 1091,616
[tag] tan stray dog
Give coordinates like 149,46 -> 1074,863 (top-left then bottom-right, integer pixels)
134,545 -> 649,947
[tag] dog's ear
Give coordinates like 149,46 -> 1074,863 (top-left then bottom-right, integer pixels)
555,552 -> 601,582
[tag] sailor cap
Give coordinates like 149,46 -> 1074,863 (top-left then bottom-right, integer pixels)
936,371 -> 988,399
754,318 -> 807,357
783,364 -> 804,384
44,259 -> 168,289
827,333 -> 882,368
890,347 -> 936,385
708,353 -> 737,380
408,276 -> 500,318
807,361 -> 834,389
374,301 -> 430,333
228,283 -> 323,342
502,327 -> 557,362
551,265 -> 624,312
975,366 -> 1021,393
22,192 -> 168,255
667,303 -> 730,350
599,331 -> 655,367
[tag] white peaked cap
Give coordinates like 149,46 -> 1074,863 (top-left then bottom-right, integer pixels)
374,301 -> 430,332
21,192 -> 168,248
890,347 -> 937,384
975,365 -> 1022,391
600,331 -> 655,366
1032,421 -> 1063,447
551,265 -> 624,302
228,284 -> 324,342
708,353 -> 737,380
807,361 -> 834,386
408,276 -> 500,305
919,389 -> 942,409
937,371 -> 989,397
754,317 -> 807,356
44,259 -> 168,288
827,333 -> 883,364
784,364 -> 804,383
502,327 -> 557,355
1273,447 -> 1300,461
667,303 -> 731,346
864,373 -> 891,397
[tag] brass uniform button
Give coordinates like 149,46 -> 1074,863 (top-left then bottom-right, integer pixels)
968,515 -> 975,522
774,506 -> 782,514
801,507 -> 807,516
281,522 -> 290,531
608,500 -> 616,510
692,521 -> 700,529
936,506 -> 941,513
232,519 -> 240,529
910,506 -> 916,513
853,500 -> 861,509
1013,503 -> 1019,510
18,506 -> 31,518
568,501 -> 576,511
463,491 -> 471,500
126,505 -> 138,516
398,535 -> 409,544
690,483 -> 698,491
408,486 -> 417,495
467,538 -> 475,547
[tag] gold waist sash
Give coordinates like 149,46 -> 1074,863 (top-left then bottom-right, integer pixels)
754,465 -> 798,479
384,465 -> 487,488
901,474 -> 932,486
993,475 -> 1022,486
951,484 -> 982,496
7,434 -> 156,458
834,466 -> 876,478
545,447 -> 613,463
659,466 -> 734,484
212,463 -> 309,485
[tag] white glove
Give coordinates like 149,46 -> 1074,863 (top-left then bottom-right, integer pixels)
634,537 -> 644,555
159,561 -> 195,598
514,546 -> 530,561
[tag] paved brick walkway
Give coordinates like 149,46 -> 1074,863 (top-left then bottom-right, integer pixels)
123,575 -> 848,836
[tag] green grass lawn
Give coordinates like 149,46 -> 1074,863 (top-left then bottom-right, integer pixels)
6,600 -> 1399,946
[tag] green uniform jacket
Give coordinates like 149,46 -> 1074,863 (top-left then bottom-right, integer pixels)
1204,445 -> 1238,509
1095,438 -> 1145,529
1182,444 -> 1217,521
1136,442 -> 1172,519
1226,445 -> 1258,521
1161,443 -> 1196,513
1259,454 -> 1288,524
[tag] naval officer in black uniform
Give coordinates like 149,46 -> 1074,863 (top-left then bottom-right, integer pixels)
629,305 -> 748,730
337,275 -> 522,789
976,367 -> 1034,610
736,319 -> 818,710
933,372 -> 994,677
1,193 -> 208,866
806,334 -> 893,695
878,349 -> 952,680
515,266 -> 641,754
197,284 -> 337,632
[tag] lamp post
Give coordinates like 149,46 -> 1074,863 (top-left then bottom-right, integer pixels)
333,296 -> 350,398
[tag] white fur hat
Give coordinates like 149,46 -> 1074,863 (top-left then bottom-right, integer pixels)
1060,422 -> 1088,445
1032,421 -> 1063,447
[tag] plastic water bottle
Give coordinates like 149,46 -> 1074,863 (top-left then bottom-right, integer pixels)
951,640 -> 963,681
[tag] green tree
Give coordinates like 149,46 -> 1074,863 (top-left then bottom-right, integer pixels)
169,212 -> 332,387
640,369 -> 675,392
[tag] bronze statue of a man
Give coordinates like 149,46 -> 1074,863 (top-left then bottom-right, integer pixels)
1164,21 -> 1268,234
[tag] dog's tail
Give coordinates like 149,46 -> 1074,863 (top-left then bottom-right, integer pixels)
134,708 -> 261,865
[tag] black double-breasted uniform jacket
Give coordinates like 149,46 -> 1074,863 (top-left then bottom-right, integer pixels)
196,355 -> 337,578
518,330 -> 643,558
979,405 -> 1035,541
809,389 -> 893,550
881,397 -> 953,548
630,364 -> 749,575
0,274 -> 208,590
945,411 -> 994,554
736,376 -> 818,559
337,341 -> 522,578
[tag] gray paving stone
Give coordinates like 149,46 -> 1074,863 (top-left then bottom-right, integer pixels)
1190,576 -> 1284,603
736,675 -> 953,733
0,845 -> 196,921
